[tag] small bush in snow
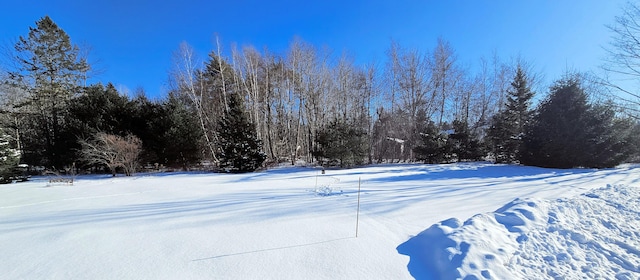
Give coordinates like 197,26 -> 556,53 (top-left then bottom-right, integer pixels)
313,185 -> 343,197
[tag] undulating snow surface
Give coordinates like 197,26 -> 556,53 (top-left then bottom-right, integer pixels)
398,184 -> 640,279
1,163 -> 639,279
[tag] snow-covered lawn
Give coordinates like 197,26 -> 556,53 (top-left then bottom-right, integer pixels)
1,163 -> 639,279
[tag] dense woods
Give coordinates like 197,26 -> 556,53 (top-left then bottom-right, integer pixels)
1,13 -> 640,178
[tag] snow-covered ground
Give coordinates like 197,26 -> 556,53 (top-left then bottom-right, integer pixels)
1,163 -> 639,279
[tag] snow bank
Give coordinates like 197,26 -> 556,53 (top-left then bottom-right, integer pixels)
398,184 -> 640,279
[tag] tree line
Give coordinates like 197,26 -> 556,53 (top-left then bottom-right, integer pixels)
1,13 -> 640,178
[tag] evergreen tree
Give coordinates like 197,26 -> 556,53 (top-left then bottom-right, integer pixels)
313,119 -> 368,167
66,84 -> 204,171
216,92 -> 266,173
0,128 -> 19,183
521,76 -> 591,168
486,114 -> 513,162
130,92 -> 204,170
521,75 -> 636,168
414,120 -> 450,164
65,83 -> 138,168
5,16 -> 89,168
585,103 -> 639,167
126,92 -> 165,164
486,65 -> 534,163
66,83 -> 130,137
158,93 -> 203,169
448,120 -> 484,161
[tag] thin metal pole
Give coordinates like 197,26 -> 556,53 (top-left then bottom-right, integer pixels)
356,177 -> 361,237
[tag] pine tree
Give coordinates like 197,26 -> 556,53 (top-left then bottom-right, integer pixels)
0,128 -> 19,183
448,120 -> 484,161
6,16 -> 90,168
521,75 -> 636,168
216,92 -> 266,173
487,65 -> 534,163
313,119 -> 368,167
413,120 -> 450,164
66,83 -> 130,137
585,103 -> 639,167
159,93 -> 203,169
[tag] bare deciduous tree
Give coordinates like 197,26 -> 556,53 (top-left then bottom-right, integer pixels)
164,36 -> 528,166
80,133 -> 142,176
170,42 -> 219,162
468,55 -> 510,133
383,41 -> 433,161
604,1 -> 640,118
431,37 -> 463,127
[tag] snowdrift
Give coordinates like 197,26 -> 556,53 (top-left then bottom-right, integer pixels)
398,184 -> 640,279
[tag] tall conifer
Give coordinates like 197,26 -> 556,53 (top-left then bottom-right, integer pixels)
216,92 -> 266,173
521,75 -> 637,168
6,16 -> 89,168
487,66 -> 534,163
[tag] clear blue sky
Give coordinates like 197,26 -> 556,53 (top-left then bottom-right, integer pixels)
0,0 -> 626,98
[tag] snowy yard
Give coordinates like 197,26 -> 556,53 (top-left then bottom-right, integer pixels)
1,163 -> 639,279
